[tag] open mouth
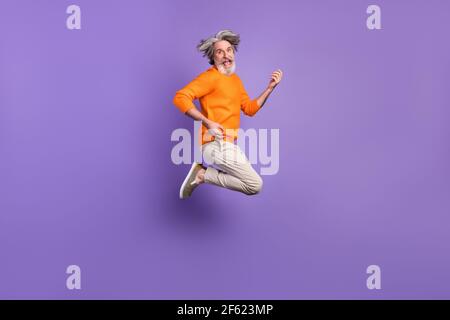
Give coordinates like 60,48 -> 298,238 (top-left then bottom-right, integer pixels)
223,60 -> 232,67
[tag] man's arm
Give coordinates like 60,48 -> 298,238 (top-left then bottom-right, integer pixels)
256,87 -> 274,108
241,69 -> 283,116
173,71 -> 213,114
173,71 -> 224,137
256,69 -> 283,108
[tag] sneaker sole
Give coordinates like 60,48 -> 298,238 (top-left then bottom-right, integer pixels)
179,162 -> 200,199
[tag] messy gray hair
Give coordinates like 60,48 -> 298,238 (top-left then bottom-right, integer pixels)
197,30 -> 240,65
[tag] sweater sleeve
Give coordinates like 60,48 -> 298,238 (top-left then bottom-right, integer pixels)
240,80 -> 261,117
173,71 -> 214,114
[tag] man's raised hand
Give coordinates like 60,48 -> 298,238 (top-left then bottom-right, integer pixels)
268,69 -> 283,91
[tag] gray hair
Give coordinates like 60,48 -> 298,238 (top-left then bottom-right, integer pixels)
197,30 -> 240,65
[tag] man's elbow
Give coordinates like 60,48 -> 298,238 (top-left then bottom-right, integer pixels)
243,110 -> 257,117
172,92 -> 185,113
242,105 -> 259,117
173,93 -> 189,114
173,92 -> 182,107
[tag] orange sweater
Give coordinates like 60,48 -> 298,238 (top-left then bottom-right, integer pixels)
173,66 -> 261,145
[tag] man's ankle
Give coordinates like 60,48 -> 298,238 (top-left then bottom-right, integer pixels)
196,168 -> 206,184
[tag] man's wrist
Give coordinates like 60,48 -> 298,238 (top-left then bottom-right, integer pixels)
202,118 -> 211,127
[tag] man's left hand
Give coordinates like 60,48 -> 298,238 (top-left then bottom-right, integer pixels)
268,69 -> 283,91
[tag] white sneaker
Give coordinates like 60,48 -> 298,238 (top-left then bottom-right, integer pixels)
179,162 -> 203,199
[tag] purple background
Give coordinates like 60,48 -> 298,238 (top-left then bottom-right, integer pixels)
1,0 -> 449,299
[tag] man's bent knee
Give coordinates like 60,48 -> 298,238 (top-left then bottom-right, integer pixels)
243,175 -> 263,195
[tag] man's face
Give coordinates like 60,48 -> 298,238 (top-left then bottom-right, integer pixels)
213,40 -> 236,75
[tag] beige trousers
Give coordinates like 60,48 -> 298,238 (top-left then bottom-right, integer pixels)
201,138 -> 263,195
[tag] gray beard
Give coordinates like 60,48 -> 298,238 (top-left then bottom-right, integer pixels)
217,62 -> 236,76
